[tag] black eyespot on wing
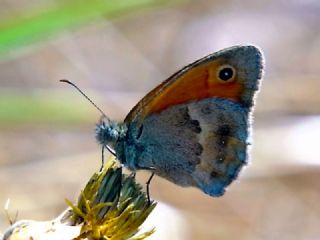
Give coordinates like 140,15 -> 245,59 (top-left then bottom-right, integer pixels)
217,65 -> 236,82
217,124 -> 231,136
189,119 -> 202,133
210,170 -> 219,178
194,143 -> 203,156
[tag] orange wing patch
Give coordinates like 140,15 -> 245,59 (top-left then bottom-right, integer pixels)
144,60 -> 243,115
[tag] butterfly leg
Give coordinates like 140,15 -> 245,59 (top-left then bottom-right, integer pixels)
146,172 -> 155,205
100,146 -> 105,172
117,167 -> 123,200
136,165 -> 156,204
100,145 -> 117,171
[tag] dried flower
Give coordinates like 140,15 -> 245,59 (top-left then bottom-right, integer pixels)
2,157 -> 156,240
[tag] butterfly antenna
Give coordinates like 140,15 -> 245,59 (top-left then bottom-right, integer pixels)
60,79 -> 111,123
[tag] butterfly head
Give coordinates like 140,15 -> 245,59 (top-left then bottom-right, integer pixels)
95,118 -> 127,149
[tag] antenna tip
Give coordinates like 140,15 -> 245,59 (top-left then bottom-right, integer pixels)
60,79 -> 70,84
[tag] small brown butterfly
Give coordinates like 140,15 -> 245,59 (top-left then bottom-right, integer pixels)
95,45 -> 264,196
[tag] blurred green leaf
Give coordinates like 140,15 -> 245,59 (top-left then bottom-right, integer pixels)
0,0 -> 171,57
0,91 -> 97,125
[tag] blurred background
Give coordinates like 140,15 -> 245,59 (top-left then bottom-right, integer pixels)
0,0 -> 320,239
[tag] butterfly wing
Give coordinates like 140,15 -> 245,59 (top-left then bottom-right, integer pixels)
120,45 -> 264,196
125,45 -> 263,123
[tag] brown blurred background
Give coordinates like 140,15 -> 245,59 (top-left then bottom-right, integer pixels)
0,0 -> 320,239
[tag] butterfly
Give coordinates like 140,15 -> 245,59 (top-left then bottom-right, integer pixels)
95,45 -> 264,197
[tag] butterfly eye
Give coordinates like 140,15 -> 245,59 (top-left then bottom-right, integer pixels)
217,65 -> 236,82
